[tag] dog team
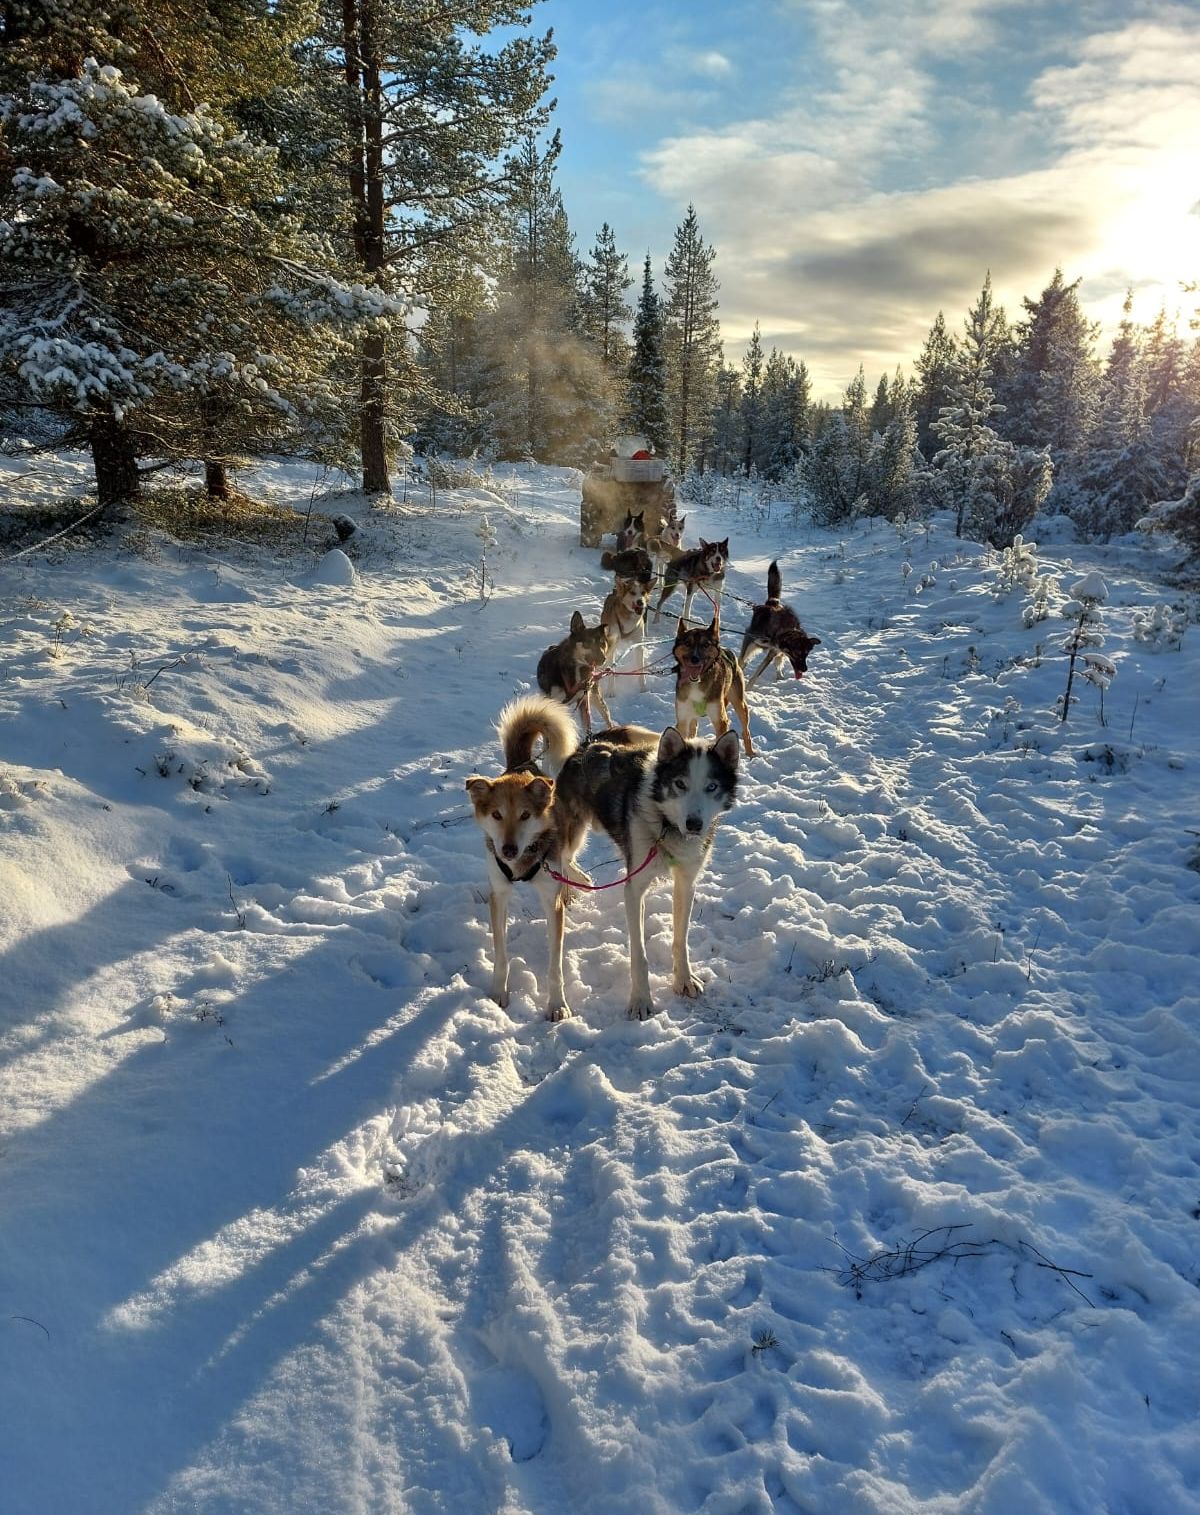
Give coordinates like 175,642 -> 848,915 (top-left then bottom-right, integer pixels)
467,499 -> 820,1022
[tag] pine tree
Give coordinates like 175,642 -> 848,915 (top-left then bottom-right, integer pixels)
706,362 -> 742,477
803,367 -> 872,524
662,206 -> 721,474
579,223 -> 632,373
1000,269 -> 1099,498
913,312 -> 957,458
478,133 -> 609,463
318,0 -> 554,491
625,253 -> 668,455
0,12 -> 385,511
934,274 -> 1051,544
869,374 -> 892,435
739,325 -> 765,474
757,349 -> 808,479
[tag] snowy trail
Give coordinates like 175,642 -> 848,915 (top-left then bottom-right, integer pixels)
2,463 -> 1199,1513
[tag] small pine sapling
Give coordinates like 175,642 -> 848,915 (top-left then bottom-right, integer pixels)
995,533 -> 1038,595
1058,572 -> 1107,723
1080,653 -> 1117,725
1021,574 -> 1057,628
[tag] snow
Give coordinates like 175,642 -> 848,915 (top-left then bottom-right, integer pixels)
1,456 -> 1198,1514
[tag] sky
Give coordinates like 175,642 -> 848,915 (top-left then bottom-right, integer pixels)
540,0 -> 1200,400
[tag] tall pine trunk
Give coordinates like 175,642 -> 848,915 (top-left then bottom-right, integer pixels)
89,414 -> 139,513
342,0 -> 391,495
343,0 -> 391,495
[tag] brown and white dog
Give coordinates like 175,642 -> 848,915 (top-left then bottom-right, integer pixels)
536,610 -> 614,733
653,537 -> 729,624
601,575 -> 649,694
739,561 -> 821,687
672,612 -> 755,757
465,697 -> 586,1019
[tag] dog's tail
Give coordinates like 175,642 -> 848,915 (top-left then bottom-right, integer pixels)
600,550 -> 619,572
767,560 -> 782,601
498,695 -> 578,777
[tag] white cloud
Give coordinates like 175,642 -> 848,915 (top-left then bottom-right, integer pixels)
638,8 -> 1200,398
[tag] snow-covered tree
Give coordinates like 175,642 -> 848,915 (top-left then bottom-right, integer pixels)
1058,571 -> 1108,723
932,274 -> 1052,545
803,367 -> 872,524
757,348 -> 809,479
0,50 -> 387,509
999,269 -> 1099,508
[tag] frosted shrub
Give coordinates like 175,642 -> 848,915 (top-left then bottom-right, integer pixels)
1131,604 -> 1185,652
996,533 -> 1038,594
1021,574 -> 1057,628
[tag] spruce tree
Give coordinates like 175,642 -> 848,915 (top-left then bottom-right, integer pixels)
579,223 -> 632,373
739,325 -> 765,474
625,254 -> 668,455
0,9 -> 385,510
913,312 -> 957,458
662,205 -> 721,474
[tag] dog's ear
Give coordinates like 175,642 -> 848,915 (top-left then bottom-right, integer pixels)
708,609 -> 720,636
526,776 -> 554,808
719,539 -> 729,554
698,537 -> 709,550
658,727 -> 686,763
675,616 -> 687,638
465,777 -> 492,804
570,610 -> 585,635
712,731 -> 740,770
635,511 -> 644,526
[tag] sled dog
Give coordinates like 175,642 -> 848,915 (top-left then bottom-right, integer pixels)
600,575 -> 649,694
553,715 -> 740,1018
465,697 -> 583,1019
468,697 -> 739,1021
647,513 -> 685,582
672,611 -> 755,757
616,509 -> 647,552
536,610 -> 614,733
653,537 -> 729,624
739,561 -> 821,686
600,546 -> 653,583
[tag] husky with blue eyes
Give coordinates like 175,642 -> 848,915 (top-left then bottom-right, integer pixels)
553,714 -> 740,1020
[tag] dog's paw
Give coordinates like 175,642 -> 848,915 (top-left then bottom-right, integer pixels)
673,974 -> 704,998
627,997 -> 659,1020
545,1000 -> 573,1022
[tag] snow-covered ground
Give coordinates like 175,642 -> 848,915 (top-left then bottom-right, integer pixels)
1,454 -> 1198,1515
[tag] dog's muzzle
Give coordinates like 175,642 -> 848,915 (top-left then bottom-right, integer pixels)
502,842 -> 519,859
685,815 -> 704,833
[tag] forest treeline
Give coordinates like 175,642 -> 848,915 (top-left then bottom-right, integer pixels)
1,1 -> 1196,549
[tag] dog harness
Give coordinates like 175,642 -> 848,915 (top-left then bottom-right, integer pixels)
487,832 -> 554,884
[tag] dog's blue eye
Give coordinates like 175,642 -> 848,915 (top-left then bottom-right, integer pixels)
705,782 -> 719,793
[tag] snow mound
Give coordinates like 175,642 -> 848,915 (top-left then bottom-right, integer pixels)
308,548 -> 358,587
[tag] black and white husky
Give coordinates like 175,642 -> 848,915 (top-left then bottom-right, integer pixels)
470,696 -> 739,1020
554,715 -> 740,1019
